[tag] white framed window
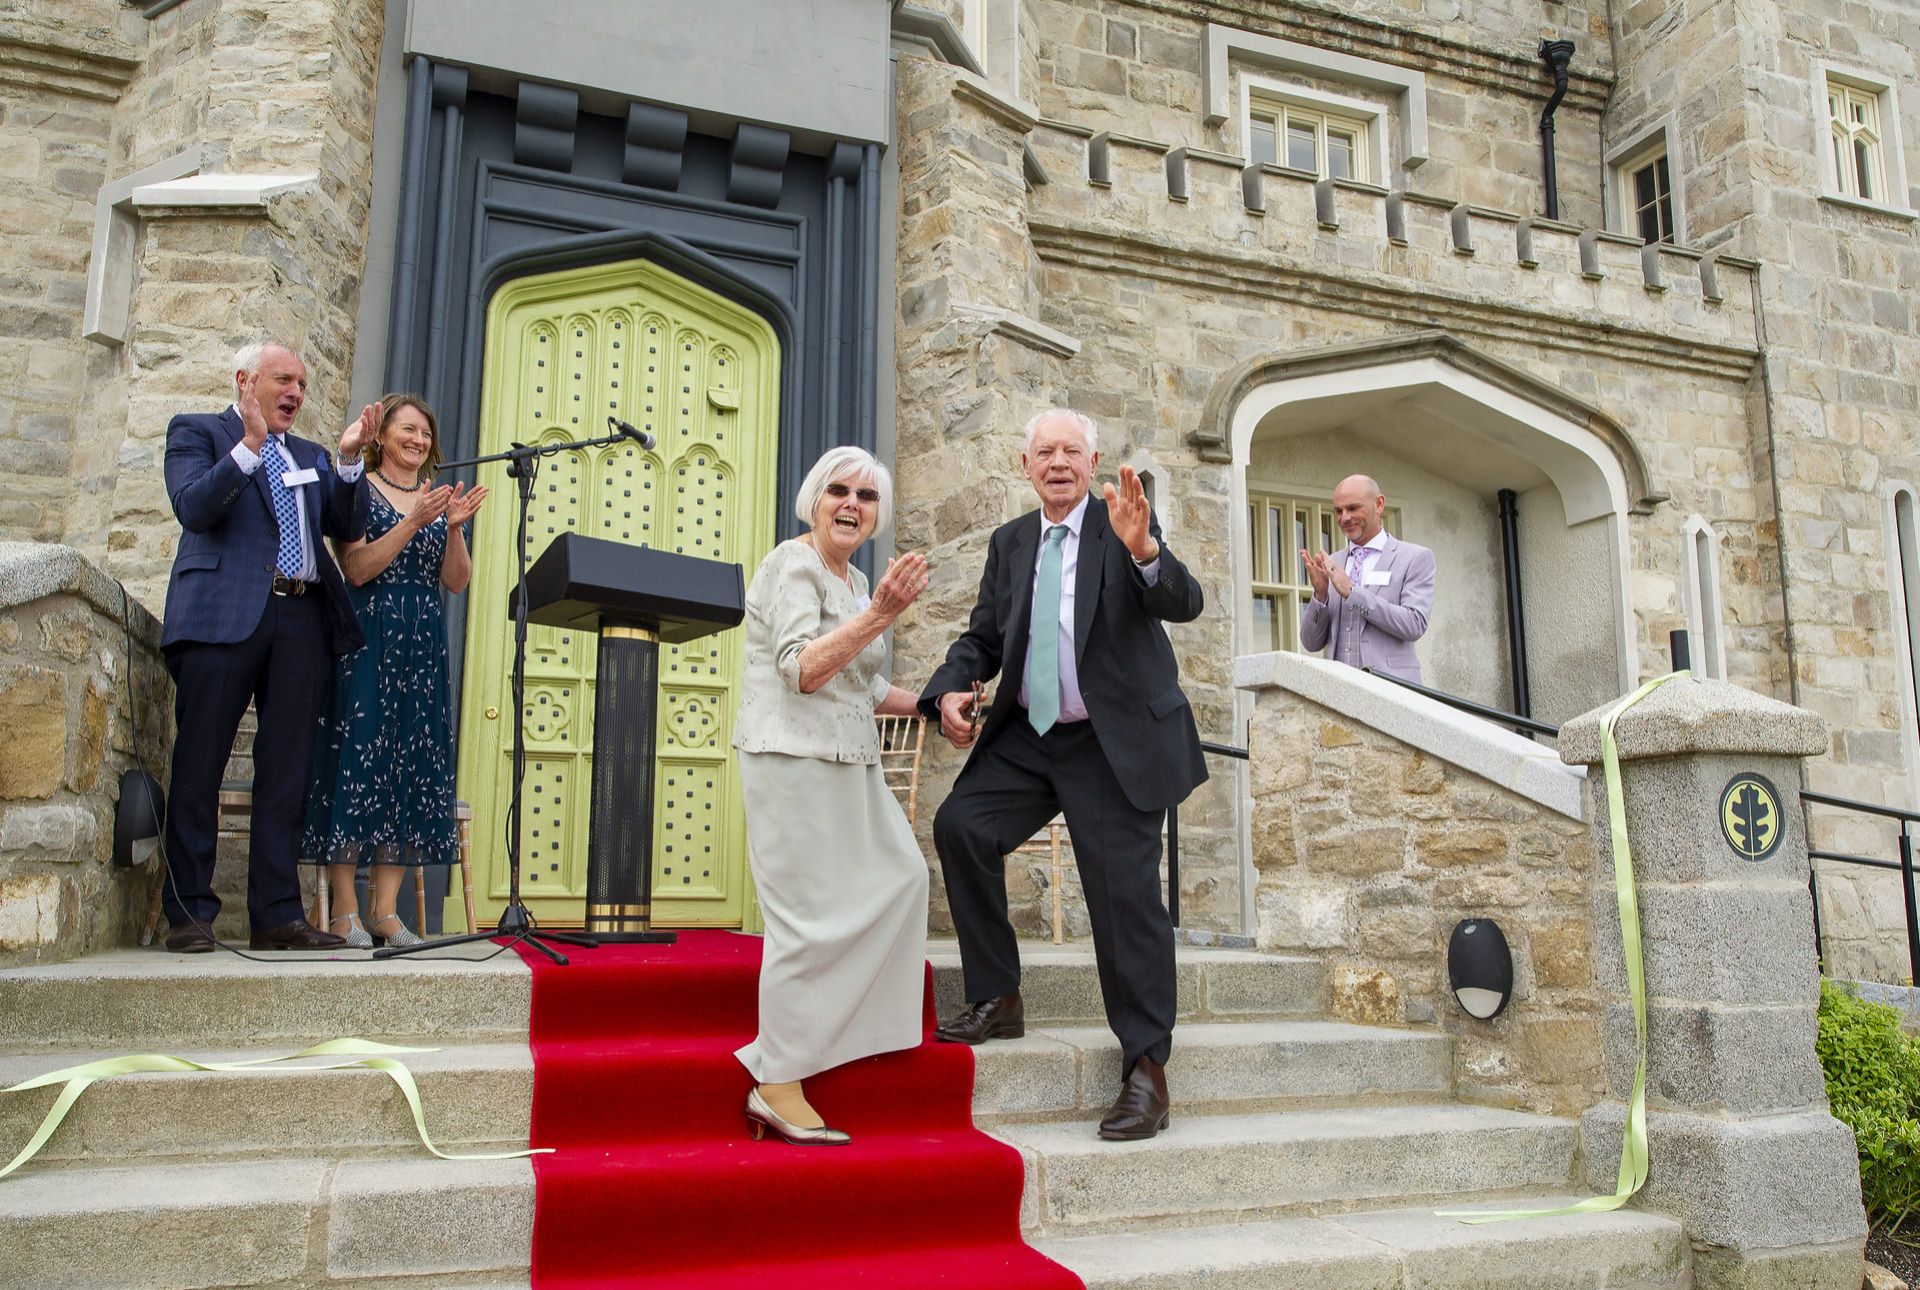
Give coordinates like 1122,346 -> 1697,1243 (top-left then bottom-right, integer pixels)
1813,64 -> 1915,219
1680,517 -> 1726,681
1240,76 -> 1384,183
1246,488 -> 1402,653
1605,116 -> 1685,244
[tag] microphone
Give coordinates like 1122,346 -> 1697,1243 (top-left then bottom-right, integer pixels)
608,416 -> 657,451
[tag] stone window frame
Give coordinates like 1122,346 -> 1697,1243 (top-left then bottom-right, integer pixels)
1605,114 -> 1684,245
1679,515 -> 1726,682
1202,23 -> 1429,172
1811,62 -> 1916,221
958,0 -> 1020,99
1883,484 -> 1920,799
1240,75 -> 1383,183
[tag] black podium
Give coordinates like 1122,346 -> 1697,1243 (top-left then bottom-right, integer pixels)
514,534 -> 745,941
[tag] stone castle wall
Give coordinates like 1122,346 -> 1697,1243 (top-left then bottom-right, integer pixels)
0,545 -> 171,966
1245,675 -> 1603,1115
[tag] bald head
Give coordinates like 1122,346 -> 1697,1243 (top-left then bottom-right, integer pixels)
1332,474 -> 1387,545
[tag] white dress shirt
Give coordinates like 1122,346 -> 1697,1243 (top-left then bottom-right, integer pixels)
1019,493 -> 1160,724
228,409 -> 363,582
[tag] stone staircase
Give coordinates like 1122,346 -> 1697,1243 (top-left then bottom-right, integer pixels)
0,942 -> 1690,1287
933,942 -> 1692,1289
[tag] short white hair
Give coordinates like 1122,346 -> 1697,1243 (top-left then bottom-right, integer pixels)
232,340 -> 298,393
1023,408 -> 1098,454
794,446 -> 893,534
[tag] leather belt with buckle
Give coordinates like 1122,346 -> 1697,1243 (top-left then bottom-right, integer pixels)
270,573 -> 311,597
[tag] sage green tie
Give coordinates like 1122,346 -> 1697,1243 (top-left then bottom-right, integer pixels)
1029,524 -> 1070,735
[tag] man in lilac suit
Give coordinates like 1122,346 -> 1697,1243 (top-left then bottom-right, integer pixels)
157,341 -> 378,952
1300,475 -> 1436,684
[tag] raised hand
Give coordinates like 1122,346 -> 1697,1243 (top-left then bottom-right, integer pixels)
445,481 -> 489,527
1322,551 -> 1354,600
1301,547 -> 1329,599
869,551 -> 929,621
937,690 -> 980,749
1102,465 -> 1157,563
338,401 -> 381,461
236,373 -> 269,452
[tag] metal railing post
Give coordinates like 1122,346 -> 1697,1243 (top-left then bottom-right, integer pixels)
1901,824 -> 1920,987
1808,865 -> 1824,973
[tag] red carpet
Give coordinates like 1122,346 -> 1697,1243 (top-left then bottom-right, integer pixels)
516,931 -> 1083,1289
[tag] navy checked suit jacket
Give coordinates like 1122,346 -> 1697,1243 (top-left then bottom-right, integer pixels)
160,408 -> 368,656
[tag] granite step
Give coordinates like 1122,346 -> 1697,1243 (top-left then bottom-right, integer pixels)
994,1102 -> 1579,1233
928,940 -> 1325,1025
1035,1197 -> 1690,1289
0,1155 -> 533,1288
0,947 -> 530,1050
970,1019 -> 1453,1118
0,1042 -> 531,1165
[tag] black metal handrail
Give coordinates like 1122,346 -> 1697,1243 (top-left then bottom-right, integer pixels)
1801,788 -> 1920,986
1362,669 -> 1562,738
1165,740 -> 1249,925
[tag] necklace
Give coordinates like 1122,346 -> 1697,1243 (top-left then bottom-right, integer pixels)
374,467 -> 423,492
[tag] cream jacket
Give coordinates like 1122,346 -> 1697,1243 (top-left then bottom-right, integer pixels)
731,539 -> 891,764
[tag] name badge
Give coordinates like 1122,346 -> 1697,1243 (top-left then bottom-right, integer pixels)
1363,568 -> 1393,586
281,467 -> 319,488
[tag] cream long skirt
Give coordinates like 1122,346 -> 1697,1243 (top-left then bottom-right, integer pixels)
734,750 -> 930,1084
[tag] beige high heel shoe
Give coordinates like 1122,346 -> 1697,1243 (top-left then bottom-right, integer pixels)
744,1087 -> 850,1145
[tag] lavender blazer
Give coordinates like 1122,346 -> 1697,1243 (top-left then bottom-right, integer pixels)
1299,533 -> 1436,684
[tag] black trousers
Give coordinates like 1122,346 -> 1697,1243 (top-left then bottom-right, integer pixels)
933,718 -> 1175,1073
162,591 -> 331,930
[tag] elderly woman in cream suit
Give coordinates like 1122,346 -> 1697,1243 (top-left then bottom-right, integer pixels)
732,446 -> 931,1145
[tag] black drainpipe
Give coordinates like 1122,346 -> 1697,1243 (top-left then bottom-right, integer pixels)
1537,40 -> 1576,221
1498,488 -> 1533,726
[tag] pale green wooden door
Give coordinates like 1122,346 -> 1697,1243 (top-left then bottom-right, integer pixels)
455,259 -> 780,928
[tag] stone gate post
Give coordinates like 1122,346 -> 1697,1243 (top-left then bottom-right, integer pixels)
1559,678 -> 1866,1289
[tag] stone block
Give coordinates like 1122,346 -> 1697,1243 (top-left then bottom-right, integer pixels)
1591,752 -> 1811,884
1257,883 -> 1350,950
1560,678 -> 1826,766
1580,1103 -> 1866,1250
1415,825 -> 1510,868
1690,1242 -> 1865,1290
0,666 -> 66,798
1329,963 -> 1401,1025
1302,824 -> 1405,875
326,1157 -> 533,1279
1603,1000 -> 1825,1112
1529,919 -> 1591,989
0,873 -> 60,948
0,802 -> 96,861
1591,881 -> 1820,1006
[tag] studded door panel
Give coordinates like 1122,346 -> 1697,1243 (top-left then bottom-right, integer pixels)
458,261 -> 780,928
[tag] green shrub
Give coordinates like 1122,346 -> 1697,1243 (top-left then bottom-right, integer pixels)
1817,978 -> 1920,1236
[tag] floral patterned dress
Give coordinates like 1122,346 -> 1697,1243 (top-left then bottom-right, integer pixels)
302,487 -> 459,867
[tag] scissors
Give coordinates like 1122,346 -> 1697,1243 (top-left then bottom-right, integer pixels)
967,680 -> 986,736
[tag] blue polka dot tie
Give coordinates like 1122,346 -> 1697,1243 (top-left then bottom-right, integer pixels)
259,437 -> 303,577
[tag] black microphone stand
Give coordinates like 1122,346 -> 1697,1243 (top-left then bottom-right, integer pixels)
376,426 -> 634,964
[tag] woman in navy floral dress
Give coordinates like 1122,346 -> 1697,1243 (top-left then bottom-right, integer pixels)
303,395 -> 487,948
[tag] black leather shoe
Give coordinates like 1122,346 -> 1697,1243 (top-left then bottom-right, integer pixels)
248,918 -> 348,951
934,992 -> 1025,1044
164,924 -> 217,954
1098,1055 -> 1171,1140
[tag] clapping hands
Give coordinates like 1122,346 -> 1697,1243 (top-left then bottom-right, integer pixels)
445,482 -> 488,527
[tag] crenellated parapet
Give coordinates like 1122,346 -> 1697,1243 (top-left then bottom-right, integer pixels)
1026,118 -> 1760,381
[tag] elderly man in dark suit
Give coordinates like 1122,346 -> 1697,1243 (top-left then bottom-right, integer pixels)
921,408 -> 1206,1141
1300,474 -> 1437,684
158,341 -> 379,952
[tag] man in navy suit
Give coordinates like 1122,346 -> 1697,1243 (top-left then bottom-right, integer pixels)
158,341 -> 379,952
921,409 -> 1207,1141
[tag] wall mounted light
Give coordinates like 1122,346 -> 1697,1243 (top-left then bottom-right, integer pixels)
1448,918 -> 1514,1019
113,768 -> 165,868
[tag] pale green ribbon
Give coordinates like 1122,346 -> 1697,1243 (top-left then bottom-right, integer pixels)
1439,668 -> 1688,1224
0,1037 -> 552,1181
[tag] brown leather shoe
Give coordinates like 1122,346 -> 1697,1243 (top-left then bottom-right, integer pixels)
934,992 -> 1025,1044
248,918 -> 348,951
1098,1055 -> 1170,1140
164,924 -> 217,954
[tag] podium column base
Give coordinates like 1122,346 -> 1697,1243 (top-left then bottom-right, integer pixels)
586,902 -> 678,944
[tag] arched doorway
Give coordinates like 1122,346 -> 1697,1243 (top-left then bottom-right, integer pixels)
1207,331 -> 1663,724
